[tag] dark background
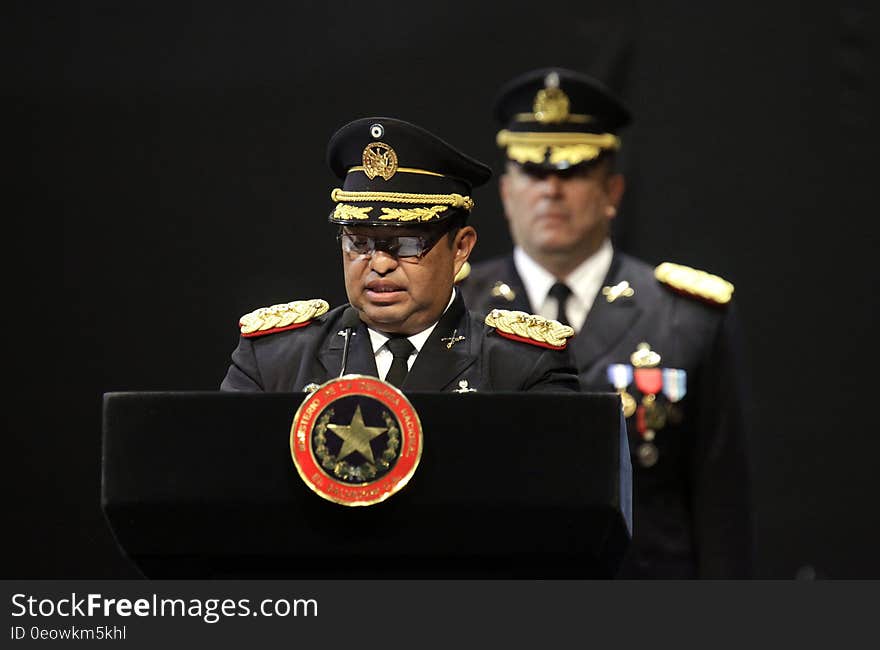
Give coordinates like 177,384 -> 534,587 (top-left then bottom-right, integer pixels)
9,0 -> 878,578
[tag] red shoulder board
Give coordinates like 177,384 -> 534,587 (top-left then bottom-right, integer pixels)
484,309 -> 574,350
238,299 -> 329,338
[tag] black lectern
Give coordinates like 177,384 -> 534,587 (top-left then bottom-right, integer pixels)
102,391 -> 631,578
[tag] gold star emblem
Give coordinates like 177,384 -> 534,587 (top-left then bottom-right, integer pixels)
327,405 -> 388,464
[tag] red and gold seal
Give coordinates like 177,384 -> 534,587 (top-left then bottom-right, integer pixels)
290,375 -> 423,506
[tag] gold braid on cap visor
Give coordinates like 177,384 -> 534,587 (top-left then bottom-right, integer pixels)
496,130 -> 620,166
330,188 -> 475,222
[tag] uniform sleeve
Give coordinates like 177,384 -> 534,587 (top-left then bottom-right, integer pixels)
690,303 -> 755,577
220,337 -> 265,392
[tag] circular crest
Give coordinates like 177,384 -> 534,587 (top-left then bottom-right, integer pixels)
362,142 -> 399,180
290,375 -> 423,506
533,87 -> 571,123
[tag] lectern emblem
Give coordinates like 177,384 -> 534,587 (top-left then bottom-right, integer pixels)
290,375 -> 423,506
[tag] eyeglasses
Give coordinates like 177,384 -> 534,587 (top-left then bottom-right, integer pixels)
338,231 -> 446,260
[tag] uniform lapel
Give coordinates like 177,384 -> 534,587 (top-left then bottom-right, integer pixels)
483,255 -> 533,313
404,292 -> 477,391
317,318 -> 379,379
572,253 -> 643,372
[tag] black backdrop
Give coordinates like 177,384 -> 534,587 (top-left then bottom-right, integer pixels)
10,0 -> 879,578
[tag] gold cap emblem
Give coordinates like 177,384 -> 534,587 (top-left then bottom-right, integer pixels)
533,87 -> 571,124
362,142 -> 398,180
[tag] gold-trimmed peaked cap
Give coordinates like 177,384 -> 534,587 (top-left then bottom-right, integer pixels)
494,67 -> 632,170
327,117 -> 492,226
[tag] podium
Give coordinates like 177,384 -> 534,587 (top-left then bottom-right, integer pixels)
102,391 -> 631,578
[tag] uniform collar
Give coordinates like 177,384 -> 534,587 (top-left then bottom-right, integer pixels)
513,239 -> 613,323
564,238 -> 614,309
366,288 -> 456,354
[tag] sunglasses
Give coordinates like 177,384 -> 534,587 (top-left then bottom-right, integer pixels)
338,229 -> 447,260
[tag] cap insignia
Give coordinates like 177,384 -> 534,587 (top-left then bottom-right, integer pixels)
533,87 -> 571,124
485,309 -> 574,350
378,205 -> 449,222
497,130 -> 616,166
239,299 -> 330,337
654,262 -> 734,305
362,142 -> 398,180
333,204 -> 372,220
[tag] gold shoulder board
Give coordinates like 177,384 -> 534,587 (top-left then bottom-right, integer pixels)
239,299 -> 330,338
453,261 -> 471,284
654,262 -> 734,305
485,309 -> 575,350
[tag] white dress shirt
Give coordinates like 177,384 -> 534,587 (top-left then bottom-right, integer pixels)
513,239 -> 613,333
367,289 -> 457,381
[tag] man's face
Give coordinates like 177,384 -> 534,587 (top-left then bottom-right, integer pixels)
341,223 -> 476,335
499,161 -> 625,263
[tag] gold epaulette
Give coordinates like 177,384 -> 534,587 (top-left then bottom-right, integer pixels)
453,261 -> 471,284
654,262 -> 734,305
485,309 -> 575,350
238,299 -> 330,338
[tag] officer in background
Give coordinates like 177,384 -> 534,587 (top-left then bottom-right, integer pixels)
220,116 -> 582,395
459,68 -> 754,577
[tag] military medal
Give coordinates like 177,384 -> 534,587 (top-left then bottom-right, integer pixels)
634,367 -> 666,426
641,393 -> 667,430
290,375 -> 423,506
636,441 -> 659,468
607,363 -> 636,418
634,404 -> 659,468
631,343 -> 663,468
662,368 -> 687,401
619,392 -> 637,420
633,366 -> 662,393
662,368 -> 687,425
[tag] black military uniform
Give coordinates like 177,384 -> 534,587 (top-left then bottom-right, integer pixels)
221,290 -> 579,393
460,68 -> 754,578
221,116 -> 581,395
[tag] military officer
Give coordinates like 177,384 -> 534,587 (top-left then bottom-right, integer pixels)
459,68 -> 754,577
220,116 -> 582,395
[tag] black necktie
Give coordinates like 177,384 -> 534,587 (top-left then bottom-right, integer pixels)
384,336 -> 415,388
548,282 -> 572,326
